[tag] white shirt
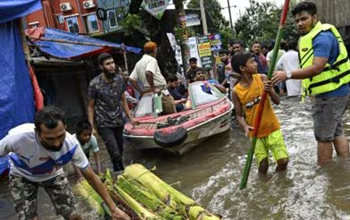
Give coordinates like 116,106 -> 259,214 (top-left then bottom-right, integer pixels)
267,49 -> 286,70
130,54 -> 166,88
277,50 -> 302,97
0,123 -> 89,182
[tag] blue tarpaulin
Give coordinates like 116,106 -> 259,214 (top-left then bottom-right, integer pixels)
0,0 -> 42,23
27,28 -> 142,59
0,1 -> 40,139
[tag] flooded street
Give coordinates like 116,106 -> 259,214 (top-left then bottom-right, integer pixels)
1,98 -> 350,219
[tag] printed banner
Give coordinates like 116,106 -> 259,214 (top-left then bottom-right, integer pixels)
186,13 -> 201,27
166,33 -> 183,66
209,34 -> 222,65
197,35 -> 212,69
188,37 -> 201,67
209,34 -> 222,52
141,0 -> 170,20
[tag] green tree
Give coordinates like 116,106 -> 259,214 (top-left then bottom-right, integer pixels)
187,0 -> 233,49
187,0 -> 229,32
234,0 -> 298,47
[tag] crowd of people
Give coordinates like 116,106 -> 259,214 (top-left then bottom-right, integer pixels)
0,1 -> 350,219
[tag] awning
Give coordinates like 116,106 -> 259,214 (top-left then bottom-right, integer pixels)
26,27 -> 142,59
0,0 -> 42,23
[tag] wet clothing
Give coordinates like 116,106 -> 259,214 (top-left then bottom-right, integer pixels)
97,126 -> 124,171
72,134 -> 99,157
313,31 -> 349,98
299,22 -> 350,142
254,129 -> 288,167
87,74 -> 126,127
0,123 -> 89,182
234,74 -> 280,138
88,73 -> 127,170
9,172 -> 76,220
312,94 -> 349,141
0,123 -> 88,219
298,22 -> 350,97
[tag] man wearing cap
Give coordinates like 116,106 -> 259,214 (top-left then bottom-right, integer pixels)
130,42 -> 176,114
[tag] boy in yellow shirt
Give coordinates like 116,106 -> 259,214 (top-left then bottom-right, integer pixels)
231,52 -> 289,174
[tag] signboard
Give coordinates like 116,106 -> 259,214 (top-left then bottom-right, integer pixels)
186,13 -> 201,27
209,34 -> 222,65
197,35 -> 212,69
188,37 -> 201,67
209,34 -> 222,52
141,0 -> 170,20
166,33 -> 183,66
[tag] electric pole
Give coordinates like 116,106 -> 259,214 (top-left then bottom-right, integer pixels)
227,0 -> 233,30
200,0 -> 208,35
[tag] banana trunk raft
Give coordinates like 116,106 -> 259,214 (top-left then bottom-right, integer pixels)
72,164 -> 221,220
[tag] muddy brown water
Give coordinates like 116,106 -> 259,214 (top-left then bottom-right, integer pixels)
1,98 -> 350,219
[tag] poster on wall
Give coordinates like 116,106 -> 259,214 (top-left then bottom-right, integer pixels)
141,0 -> 170,20
188,37 -> 201,67
197,35 -> 212,70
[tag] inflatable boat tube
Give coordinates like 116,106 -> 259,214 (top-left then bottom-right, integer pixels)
154,127 -> 187,148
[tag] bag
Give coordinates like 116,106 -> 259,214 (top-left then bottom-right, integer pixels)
161,90 -> 176,114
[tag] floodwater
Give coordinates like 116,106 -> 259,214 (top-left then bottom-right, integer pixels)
1,97 -> 350,219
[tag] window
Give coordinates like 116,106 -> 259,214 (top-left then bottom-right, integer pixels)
107,10 -> 118,28
66,16 -> 79,33
28,21 -> 39,29
29,23 -> 39,28
86,14 -> 99,33
56,15 -> 64,24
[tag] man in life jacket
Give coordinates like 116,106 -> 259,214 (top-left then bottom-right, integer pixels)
272,1 -> 350,165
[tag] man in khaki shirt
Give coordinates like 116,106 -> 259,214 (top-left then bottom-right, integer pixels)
130,42 -> 176,114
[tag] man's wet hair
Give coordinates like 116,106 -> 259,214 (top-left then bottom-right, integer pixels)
167,74 -> 178,83
34,106 -> 66,132
291,1 -> 317,16
219,49 -> 229,55
75,119 -> 92,135
231,52 -> 254,74
97,53 -> 113,65
189,57 -> 197,63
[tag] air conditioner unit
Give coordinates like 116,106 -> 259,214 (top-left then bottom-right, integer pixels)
60,3 -> 72,12
83,0 -> 96,9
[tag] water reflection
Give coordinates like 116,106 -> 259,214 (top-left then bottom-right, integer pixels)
1,98 -> 350,219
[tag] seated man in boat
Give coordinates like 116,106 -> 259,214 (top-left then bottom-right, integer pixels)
193,68 -> 227,94
73,120 -> 102,181
167,74 -> 187,112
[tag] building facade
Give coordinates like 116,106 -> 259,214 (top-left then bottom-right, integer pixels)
26,0 -> 130,36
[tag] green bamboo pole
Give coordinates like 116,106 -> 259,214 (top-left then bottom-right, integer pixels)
239,0 -> 291,190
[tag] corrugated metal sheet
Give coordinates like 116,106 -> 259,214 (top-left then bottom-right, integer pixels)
310,0 -> 350,28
